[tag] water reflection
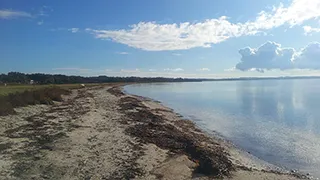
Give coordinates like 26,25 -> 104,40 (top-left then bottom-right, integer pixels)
236,80 -> 318,131
125,80 -> 320,177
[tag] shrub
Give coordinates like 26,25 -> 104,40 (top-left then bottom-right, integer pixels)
0,98 -> 15,116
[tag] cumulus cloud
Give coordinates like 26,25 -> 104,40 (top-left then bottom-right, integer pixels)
86,0 -> 320,51
68,28 -> 79,33
164,68 -> 184,72
0,9 -> 32,19
303,26 -> 320,35
236,42 -> 295,72
235,41 -> 320,72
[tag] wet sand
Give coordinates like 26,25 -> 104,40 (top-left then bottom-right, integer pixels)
0,85 -> 311,179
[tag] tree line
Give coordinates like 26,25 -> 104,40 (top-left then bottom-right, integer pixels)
0,72 -> 203,84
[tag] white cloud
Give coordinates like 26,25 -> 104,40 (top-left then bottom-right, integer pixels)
148,69 -> 156,71
197,68 -> 210,71
0,9 -> 32,19
235,41 -> 320,72
86,0 -> 320,51
164,68 -> 184,72
52,68 -> 91,71
116,52 -> 130,55
172,53 -> 182,56
38,6 -> 53,17
68,28 -> 79,33
120,69 -> 140,73
37,20 -> 43,25
236,41 -> 295,72
303,26 -> 320,35
224,67 -> 236,72
86,17 -> 243,51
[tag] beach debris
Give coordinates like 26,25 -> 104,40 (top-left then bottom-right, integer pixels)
107,86 -> 125,97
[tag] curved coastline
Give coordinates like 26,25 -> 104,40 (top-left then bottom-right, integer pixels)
122,84 -> 311,179
0,84 -> 312,179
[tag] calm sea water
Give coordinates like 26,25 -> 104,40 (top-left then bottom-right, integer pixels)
124,79 -> 320,177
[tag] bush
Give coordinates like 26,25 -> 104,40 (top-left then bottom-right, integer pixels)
0,98 -> 15,116
0,86 -> 70,116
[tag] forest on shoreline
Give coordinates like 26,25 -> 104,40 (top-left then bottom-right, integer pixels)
0,72 -> 203,84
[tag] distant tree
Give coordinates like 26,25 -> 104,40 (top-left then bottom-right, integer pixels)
0,72 -> 203,84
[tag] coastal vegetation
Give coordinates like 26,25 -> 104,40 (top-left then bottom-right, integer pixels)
0,86 -> 71,116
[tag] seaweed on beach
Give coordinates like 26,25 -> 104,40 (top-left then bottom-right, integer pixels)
107,86 -> 125,97
118,92 -> 234,177
2,89 -> 94,179
4,113 -> 67,179
119,96 -> 145,110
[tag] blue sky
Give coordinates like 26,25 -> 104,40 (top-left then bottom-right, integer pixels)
1,0 -> 320,78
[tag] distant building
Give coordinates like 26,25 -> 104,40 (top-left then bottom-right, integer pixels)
30,80 -> 34,85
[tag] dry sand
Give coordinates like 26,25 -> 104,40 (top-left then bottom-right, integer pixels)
0,85 -> 312,180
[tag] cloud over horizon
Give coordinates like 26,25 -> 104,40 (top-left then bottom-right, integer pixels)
86,0 -> 320,51
164,68 -> 184,72
52,67 -> 91,72
198,68 -> 211,71
235,41 -> 320,72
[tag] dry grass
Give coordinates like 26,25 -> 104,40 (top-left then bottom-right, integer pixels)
0,83 -> 101,96
0,83 -> 109,116
0,86 -> 72,116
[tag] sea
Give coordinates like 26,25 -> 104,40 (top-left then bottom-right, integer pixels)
124,79 -> 320,177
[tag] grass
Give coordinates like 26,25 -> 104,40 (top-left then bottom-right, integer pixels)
0,84 -> 100,96
0,83 -> 102,116
0,86 -> 72,116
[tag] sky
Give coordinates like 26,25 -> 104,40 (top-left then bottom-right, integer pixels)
1,0 -> 320,78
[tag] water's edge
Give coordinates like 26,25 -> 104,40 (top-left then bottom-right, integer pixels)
122,85 -> 306,176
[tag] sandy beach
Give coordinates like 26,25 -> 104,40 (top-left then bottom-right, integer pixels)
0,85 -> 311,179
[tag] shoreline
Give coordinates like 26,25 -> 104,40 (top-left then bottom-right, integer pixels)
111,85 -> 310,179
121,83 -> 319,178
0,85 -> 311,179
121,85 -> 300,173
